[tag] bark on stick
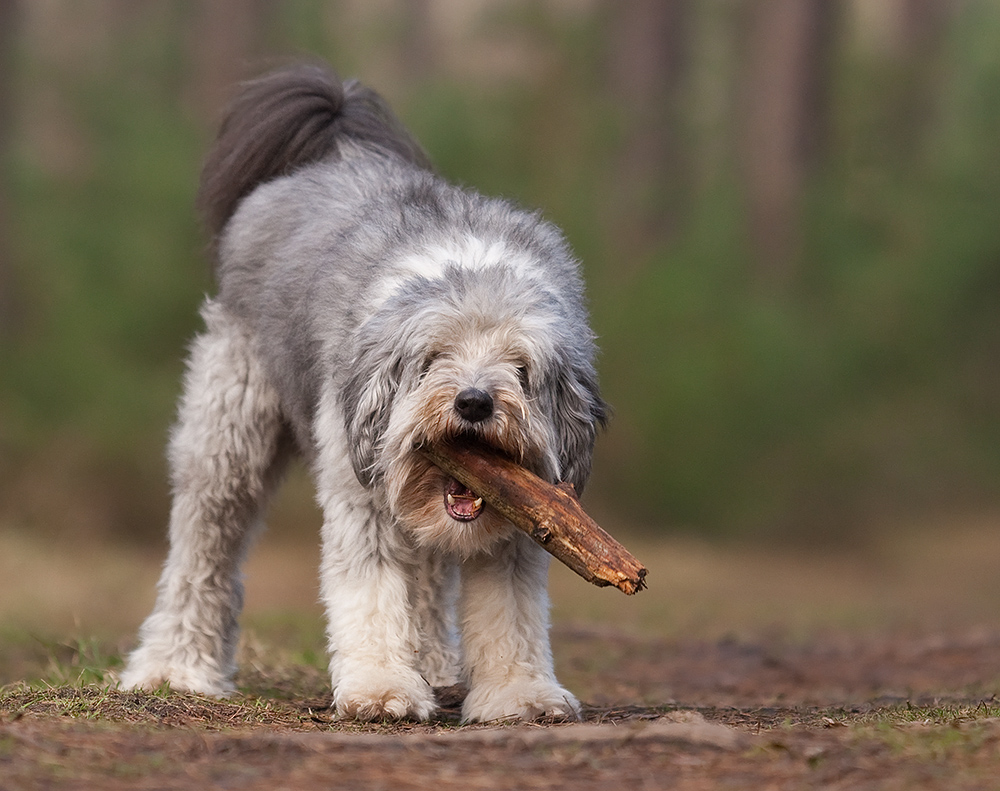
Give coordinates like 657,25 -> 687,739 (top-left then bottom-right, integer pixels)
419,441 -> 647,595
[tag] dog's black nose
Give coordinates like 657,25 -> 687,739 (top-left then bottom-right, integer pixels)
454,387 -> 494,423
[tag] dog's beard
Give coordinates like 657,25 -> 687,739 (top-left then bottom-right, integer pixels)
382,371 -> 555,557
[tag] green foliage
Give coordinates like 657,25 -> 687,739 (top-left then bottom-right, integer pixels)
587,6 -> 1000,536
596,158 -> 1000,536
1,635 -> 124,690
1,14 -> 207,536
2,2 -> 999,540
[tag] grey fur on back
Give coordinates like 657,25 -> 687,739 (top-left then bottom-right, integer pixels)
205,64 -> 607,486
197,62 -> 432,246
124,60 -> 608,725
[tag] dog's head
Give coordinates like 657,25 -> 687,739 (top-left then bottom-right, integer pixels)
341,263 -> 607,556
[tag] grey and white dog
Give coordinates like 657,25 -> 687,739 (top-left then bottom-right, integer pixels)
120,63 -> 607,723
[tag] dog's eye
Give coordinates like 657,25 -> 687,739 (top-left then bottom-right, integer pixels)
516,364 -> 530,391
420,353 -> 439,379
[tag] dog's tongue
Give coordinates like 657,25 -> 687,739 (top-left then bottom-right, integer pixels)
444,477 -> 484,521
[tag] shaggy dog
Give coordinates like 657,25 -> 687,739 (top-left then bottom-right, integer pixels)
119,63 -> 608,723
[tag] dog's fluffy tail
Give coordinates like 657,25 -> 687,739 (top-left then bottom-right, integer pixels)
197,62 -> 432,242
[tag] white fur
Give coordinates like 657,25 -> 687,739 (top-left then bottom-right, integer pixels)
312,389 -> 441,720
371,236 -> 542,310
459,534 -> 579,722
122,294 -> 585,722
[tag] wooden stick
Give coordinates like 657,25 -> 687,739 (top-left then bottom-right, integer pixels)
419,441 -> 648,595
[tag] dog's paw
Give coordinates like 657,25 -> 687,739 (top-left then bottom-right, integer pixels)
461,678 -> 581,723
334,666 -> 436,721
118,653 -> 235,697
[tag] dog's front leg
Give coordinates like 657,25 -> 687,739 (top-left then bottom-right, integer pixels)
459,533 -> 581,723
411,548 -> 462,688
318,494 -> 437,721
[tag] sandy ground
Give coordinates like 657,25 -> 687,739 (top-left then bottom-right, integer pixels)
2,514 -> 1000,789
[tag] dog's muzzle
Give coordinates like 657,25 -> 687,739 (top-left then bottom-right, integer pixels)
453,387 -> 494,423
441,388 -> 494,521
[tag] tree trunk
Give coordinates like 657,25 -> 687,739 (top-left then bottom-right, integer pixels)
738,0 -> 837,290
606,0 -> 691,259
399,0 -> 437,83
0,0 -> 20,338
187,0 -> 274,127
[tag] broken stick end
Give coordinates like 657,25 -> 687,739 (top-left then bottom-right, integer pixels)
615,568 -> 648,596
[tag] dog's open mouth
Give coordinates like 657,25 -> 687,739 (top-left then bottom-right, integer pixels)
444,477 -> 484,521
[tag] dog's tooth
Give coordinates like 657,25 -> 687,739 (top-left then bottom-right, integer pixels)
447,493 -> 456,506
473,497 -> 483,510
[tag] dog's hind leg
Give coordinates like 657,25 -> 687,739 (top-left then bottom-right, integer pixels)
120,300 -> 289,696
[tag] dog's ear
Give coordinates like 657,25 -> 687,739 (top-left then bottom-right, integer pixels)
341,337 -> 404,487
545,355 -> 609,493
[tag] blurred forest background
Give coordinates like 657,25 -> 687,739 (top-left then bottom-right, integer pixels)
0,0 -> 998,547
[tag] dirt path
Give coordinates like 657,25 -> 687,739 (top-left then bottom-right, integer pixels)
9,710 -> 985,791
3,523 -> 1000,788
4,627 -> 1000,790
